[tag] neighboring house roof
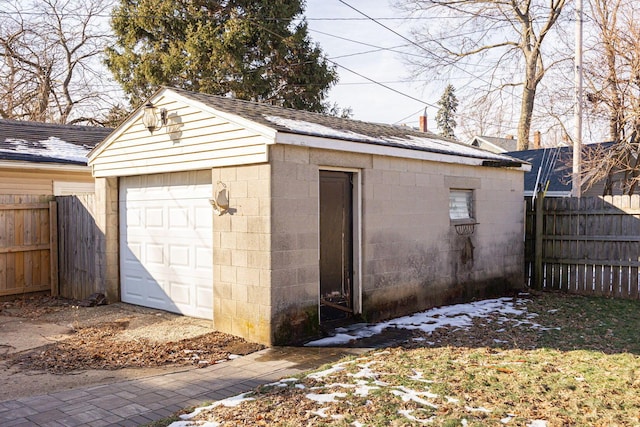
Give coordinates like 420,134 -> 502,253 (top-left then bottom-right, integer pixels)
159,87 -> 524,167
505,142 -> 614,196
469,135 -> 518,153
0,119 -> 113,166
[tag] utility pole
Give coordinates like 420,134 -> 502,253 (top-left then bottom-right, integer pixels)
572,0 -> 583,197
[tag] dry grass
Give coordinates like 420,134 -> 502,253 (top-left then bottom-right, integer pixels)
176,293 -> 640,426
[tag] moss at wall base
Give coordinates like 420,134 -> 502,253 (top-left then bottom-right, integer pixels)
272,305 -> 320,345
362,276 -> 523,323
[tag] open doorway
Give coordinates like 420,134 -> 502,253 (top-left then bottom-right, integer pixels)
319,170 -> 355,323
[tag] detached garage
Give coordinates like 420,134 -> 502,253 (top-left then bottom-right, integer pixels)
89,87 -> 528,346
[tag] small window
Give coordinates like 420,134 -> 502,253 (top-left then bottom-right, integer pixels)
449,189 -> 474,221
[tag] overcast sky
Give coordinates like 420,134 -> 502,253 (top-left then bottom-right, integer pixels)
305,0 -> 438,129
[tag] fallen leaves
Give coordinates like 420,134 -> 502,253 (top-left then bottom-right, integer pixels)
6,324 -> 263,373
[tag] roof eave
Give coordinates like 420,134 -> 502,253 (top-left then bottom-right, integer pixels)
275,132 -> 529,170
0,159 -> 91,172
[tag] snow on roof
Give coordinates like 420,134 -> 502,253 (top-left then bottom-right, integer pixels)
264,114 -> 518,163
0,119 -> 113,166
1,137 -> 91,164
264,115 -> 386,144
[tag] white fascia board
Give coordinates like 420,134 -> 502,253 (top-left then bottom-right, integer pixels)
164,90 -> 278,140
275,132 -> 529,171
0,160 -> 90,173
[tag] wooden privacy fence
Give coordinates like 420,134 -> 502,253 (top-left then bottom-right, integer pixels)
0,195 -> 57,297
525,195 -> 640,298
57,194 -> 103,300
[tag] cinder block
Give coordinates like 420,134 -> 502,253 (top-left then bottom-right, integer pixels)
220,232 -> 237,250
232,283 -> 248,302
247,285 -> 269,305
283,145 -> 310,164
218,265 -> 236,284
231,216 -> 248,233
236,198 -> 260,216
214,280 -> 232,299
247,216 -> 269,233
235,165 -> 259,182
247,251 -> 270,269
259,269 -> 271,287
237,267 -> 260,286
231,249 -> 248,267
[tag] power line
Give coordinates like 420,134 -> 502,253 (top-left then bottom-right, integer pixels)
335,0 -> 503,91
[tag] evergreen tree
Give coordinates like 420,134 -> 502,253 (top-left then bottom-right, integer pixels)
105,0 -> 338,112
435,84 -> 458,139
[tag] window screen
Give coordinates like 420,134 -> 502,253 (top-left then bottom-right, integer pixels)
449,189 -> 474,220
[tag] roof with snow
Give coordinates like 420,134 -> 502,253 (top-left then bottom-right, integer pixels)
469,135 -> 518,153
0,119 -> 113,166
169,87 -> 523,167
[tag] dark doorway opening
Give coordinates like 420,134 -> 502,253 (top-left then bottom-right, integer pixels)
319,170 -> 354,323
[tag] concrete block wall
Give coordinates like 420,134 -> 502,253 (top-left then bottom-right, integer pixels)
265,144 -> 524,340
269,145 -> 321,344
361,157 -> 524,321
212,164 -> 272,345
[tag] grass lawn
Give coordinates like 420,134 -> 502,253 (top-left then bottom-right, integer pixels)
170,293 -> 640,426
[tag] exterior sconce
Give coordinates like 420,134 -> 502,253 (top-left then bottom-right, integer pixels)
142,102 -> 167,134
210,181 -> 229,215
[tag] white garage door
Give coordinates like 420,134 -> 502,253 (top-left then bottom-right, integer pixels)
119,171 -> 213,319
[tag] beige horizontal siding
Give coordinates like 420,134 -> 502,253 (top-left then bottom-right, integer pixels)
91,98 -> 271,177
0,169 -> 93,196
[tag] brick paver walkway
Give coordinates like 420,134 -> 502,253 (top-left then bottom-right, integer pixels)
0,347 -> 367,427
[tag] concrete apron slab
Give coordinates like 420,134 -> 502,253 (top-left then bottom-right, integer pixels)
0,314 -> 73,355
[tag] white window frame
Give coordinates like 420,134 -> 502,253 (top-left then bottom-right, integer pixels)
449,189 -> 475,224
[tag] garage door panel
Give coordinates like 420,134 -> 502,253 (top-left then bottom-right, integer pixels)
168,207 -> 189,229
196,247 -> 213,269
145,208 -> 165,228
146,244 -> 165,265
120,171 -> 213,319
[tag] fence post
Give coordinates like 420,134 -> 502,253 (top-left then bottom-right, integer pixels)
49,200 -> 59,296
534,191 -> 544,290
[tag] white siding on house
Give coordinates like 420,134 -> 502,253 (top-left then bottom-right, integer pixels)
91,97 -> 270,177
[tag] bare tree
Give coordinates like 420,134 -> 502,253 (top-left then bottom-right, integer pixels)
580,0 -> 640,194
396,0 -> 568,150
0,0 -> 117,124
457,92 -> 512,142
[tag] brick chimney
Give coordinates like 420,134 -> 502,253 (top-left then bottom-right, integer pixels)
419,107 -> 428,132
533,130 -> 541,149
419,115 -> 428,132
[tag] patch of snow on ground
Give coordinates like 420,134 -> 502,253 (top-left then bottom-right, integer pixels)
307,361 -> 352,379
527,421 -> 548,427
465,406 -> 492,413
501,414 -> 516,424
306,297 -> 531,346
398,409 -> 436,423
391,386 -> 439,408
309,407 -> 330,418
177,392 -> 255,422
306,392 -> 347,403
168,422 -> 221,427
